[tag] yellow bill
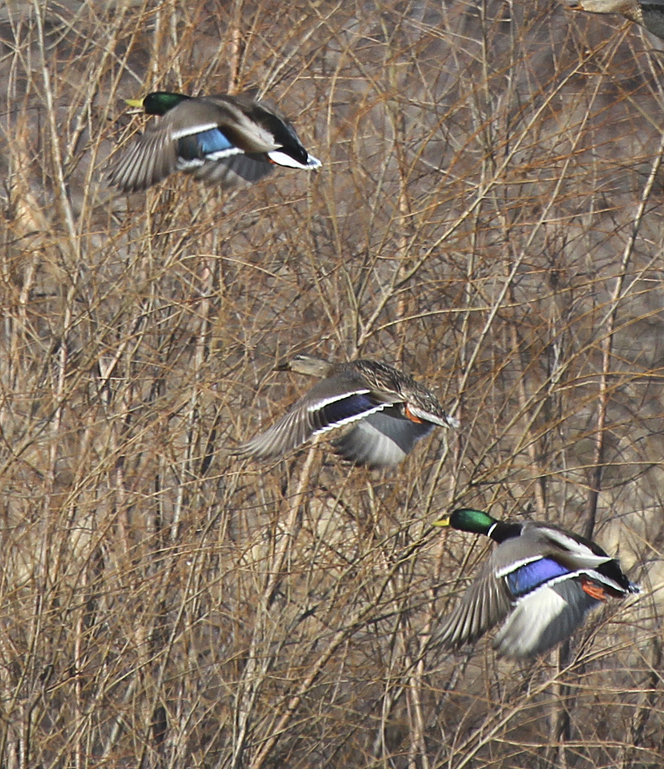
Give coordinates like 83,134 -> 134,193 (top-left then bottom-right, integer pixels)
432,515 -> 451,527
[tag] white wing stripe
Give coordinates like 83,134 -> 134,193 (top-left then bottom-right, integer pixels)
311,404 -> 387,434
495,555 -> 543,579
305,389 -> 372,412
204,148 -> 244,160
171,122 -> 220,140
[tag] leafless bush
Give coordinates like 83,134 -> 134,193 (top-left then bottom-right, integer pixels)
0,0 -> 662,767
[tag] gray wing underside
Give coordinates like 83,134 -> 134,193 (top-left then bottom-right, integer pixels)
188,153 -> 273,186
333,410 -> 434,468
493,580 -> 600,658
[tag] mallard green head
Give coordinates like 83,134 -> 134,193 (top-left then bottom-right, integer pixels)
126,91 -> 190,116
433,508 -> 498,535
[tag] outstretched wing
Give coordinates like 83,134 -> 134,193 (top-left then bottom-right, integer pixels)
107,125 -> 179,192
435,556 -> 514,650
235,375 -> 388,461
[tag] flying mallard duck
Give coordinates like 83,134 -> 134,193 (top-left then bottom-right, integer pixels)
434,508 -> 640,659
235,355 -> 459,468
562,0 -> 664,40
107,91 -> 321,192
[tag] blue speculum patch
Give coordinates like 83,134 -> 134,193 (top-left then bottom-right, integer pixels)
178,129 -> 234,159
506,558 -> 570,597
319,393 -> 378,427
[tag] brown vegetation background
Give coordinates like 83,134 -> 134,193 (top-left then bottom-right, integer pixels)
0,0 -> 662,767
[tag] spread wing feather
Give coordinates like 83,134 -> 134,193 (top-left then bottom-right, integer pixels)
435,557 -> 514,649
235,379 -> 386,460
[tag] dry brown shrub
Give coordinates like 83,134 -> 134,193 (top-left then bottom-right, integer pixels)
0,0 -> 662,767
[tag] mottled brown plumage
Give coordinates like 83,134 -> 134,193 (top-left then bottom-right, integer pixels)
235,355 -> 458,468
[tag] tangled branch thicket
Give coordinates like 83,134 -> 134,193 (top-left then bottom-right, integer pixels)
0,0 -> 662,767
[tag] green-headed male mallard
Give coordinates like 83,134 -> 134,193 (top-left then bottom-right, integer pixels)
433,508 -> 640,659
108,91 -> 321,193
562,0 -> 664,40
235,355 -> 459,468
